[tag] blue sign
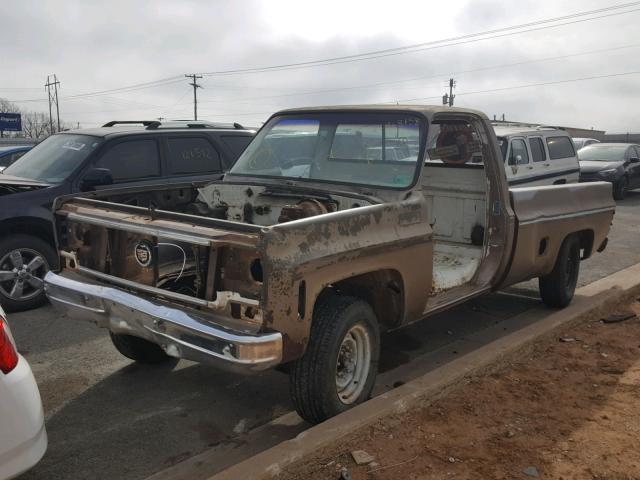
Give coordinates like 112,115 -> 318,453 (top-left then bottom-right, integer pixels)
0,113 -> 22,132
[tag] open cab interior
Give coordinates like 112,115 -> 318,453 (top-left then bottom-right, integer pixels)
420,114 -> 508,313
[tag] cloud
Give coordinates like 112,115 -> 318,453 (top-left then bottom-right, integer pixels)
1,0 -> 639,132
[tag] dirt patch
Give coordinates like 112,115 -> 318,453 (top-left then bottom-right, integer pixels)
277,300 -> 640,480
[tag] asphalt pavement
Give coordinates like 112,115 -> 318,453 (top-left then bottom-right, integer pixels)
10,191 -> 640,480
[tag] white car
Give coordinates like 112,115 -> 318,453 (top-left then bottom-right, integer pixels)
0,305 -> 47,479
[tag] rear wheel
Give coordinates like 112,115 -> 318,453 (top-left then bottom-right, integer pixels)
0,235 -> 56,312
539,236 -> 580,308
289,296 -> 380,425
110,332 -> 176,364
613,177 -> 628,200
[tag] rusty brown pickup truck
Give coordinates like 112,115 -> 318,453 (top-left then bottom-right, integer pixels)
44,106 -> 615,424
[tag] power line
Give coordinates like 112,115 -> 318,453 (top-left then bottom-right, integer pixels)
8,0 -> 640,107
11,77 -> 184,103
396,70 -> 640,103
67,67 -> 640,120
190,42 -> 640,106
7,2 -> 640,106
192,69 -> 640,119
200,1 -> 640,76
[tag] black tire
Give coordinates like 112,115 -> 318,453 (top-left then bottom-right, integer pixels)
539,236 -> 580,308
0,234 -> 57,312
110,332 -> 176,364
613,177 -> 628,200
289,295 -> 380,425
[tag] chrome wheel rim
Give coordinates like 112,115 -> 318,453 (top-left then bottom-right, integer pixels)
0,248 -> 49,301
336,323 -> 371,405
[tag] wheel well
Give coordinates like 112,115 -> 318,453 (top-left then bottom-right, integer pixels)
317,270 -> 405,330
0,217 -> 55,247
573,229 -> 594,259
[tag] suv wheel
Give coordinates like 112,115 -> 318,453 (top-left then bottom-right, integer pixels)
289,295 -> 380,425
0,235 -> 56,312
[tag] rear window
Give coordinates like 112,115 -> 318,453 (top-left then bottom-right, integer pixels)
529,137 -> 547,162
221,135 -> 253,160
166,137 -> 221,175
546,136 -> 575,160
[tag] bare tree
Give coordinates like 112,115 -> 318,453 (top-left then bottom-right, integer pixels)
21,111 -> 53,139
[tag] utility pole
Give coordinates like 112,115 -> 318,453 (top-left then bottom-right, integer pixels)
442,78 -> 456,107
185,74 -> 202,120
45,74 -> 61,133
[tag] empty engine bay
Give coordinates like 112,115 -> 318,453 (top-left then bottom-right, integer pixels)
193,183 -> 375,226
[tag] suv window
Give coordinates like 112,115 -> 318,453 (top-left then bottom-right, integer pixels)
221,135 -> 253,159
546,136 -> 575,160
97,139 -> 161,182
508,139 -> 529,165
529,137 -> 546,162
167,137 -> 221,175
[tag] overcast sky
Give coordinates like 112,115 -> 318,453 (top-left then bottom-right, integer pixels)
1,0 -> 639,132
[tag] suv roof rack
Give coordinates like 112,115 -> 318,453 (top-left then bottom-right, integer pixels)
102,120 -> 249,131
102,120 -> 161,128
491,121 -> 565,131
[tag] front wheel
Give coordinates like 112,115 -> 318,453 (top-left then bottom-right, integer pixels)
289,296 -> 380,425
539,236 -> 580,308
0,234 -> 56,312
110,332 -> 177,365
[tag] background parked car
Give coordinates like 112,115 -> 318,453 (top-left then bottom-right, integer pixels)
572,137 -> 600,151
494,126 -> 579,186
0,304 -> 47,479
578,143 -> 640,200
0,146 -> 32,173
0,120 -> 255,312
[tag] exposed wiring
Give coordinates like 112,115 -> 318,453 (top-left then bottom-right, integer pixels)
157,243 -> 187,281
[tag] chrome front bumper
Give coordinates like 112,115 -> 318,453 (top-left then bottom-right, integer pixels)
44,272 -> 282,374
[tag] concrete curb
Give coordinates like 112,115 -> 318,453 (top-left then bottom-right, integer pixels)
208,263 -> 640,480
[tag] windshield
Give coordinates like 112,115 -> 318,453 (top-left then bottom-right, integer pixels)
3,134 -> 102,183
573,139 -> 585,150
229,113 -> 424,189
577,145 -> 626,161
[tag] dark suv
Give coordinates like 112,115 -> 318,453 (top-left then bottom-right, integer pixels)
0,120 -> 255,311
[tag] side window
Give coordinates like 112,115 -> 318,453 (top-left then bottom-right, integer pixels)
529,137 -> 546,162
220,135 -> 253,160
166,137 -> 221,175
97,140 -> 160,182
11,151 -> 27,163
546,136 -> 575,160
508,139 -> 530,166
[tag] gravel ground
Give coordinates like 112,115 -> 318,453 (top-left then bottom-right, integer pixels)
277,300 -> 640,480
